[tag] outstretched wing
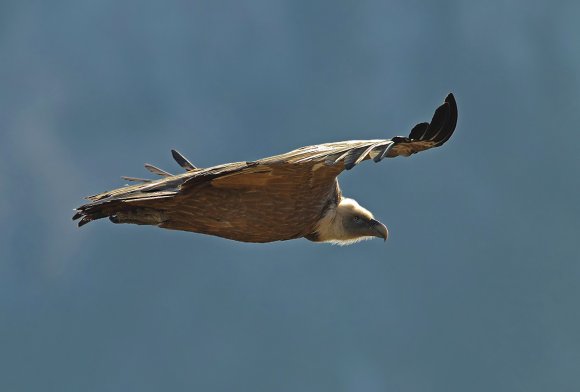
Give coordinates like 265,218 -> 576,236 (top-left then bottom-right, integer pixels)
180,92 -> 456,201
261,93 -> 458,171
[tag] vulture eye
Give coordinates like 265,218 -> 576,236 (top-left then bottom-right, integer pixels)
353,216 -> 362,223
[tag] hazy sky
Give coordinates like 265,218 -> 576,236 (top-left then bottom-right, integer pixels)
2,1 -> 580,391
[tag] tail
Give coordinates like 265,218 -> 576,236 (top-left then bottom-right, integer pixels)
73,149 -> 199,227
73,191 -> 176,227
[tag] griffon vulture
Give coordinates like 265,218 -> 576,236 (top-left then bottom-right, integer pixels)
73,94 -> 457,245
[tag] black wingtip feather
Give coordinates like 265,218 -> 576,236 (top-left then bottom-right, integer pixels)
409,122 -> 429,140
436,93 -> 458,146
424,102 -> 450,140
406,93 -> 458,146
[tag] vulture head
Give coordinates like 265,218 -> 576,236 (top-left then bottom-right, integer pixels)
314,198 -> 388,245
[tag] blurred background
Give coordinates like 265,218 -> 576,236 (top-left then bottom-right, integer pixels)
2,1 -> 580,391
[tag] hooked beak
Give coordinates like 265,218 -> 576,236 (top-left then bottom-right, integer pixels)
369,219 -> 389,241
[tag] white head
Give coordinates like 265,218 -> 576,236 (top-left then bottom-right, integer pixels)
313,198 -> 388,245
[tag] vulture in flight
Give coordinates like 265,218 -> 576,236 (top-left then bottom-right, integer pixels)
74,94 -> 458,245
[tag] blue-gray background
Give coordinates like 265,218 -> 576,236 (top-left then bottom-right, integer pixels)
2,1 -> 579,391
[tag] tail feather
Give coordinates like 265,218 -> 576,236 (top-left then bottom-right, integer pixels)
109,208 -> 168,226
75,148 -> 201,228
73,191 -> 175,227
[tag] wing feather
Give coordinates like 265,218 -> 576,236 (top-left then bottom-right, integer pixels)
373,141 -> 395,162
171,149 -> 197,171
144,163 -> 172,177
121,176 -> 152,183
262,93 -> 458,170
409,122 -> 429,140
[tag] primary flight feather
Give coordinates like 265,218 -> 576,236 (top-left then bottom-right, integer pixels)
73,93 -> 458,245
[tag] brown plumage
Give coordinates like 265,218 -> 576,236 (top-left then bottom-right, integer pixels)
73,93 -> 458,244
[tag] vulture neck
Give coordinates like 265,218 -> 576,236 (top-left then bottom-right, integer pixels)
311,197 -> 371,245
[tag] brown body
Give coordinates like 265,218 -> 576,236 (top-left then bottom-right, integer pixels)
74,94 -> 457,244
161,162 -> 343,242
